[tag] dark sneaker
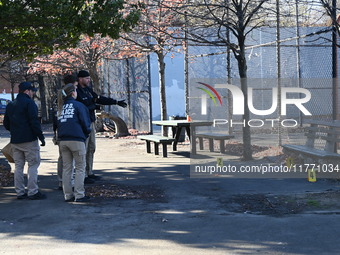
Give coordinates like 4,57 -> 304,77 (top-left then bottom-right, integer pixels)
17,193 -> 27,200
74,196 -> 90,202
84,177 -> 95,184
88,174 -> 101,180
65,197 -> 75,202
28,191 -> 46,200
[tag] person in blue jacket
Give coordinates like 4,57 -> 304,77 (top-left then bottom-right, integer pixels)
53,74 -> 78,190
57,83 -> 91,202
4,82 -> 46,200
76,70 -> 127,183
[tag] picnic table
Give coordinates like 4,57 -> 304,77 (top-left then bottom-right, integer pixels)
152,120 -> 213,154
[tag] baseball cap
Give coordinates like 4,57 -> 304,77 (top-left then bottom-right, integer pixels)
77,70 -> 90,78
19,82 -> 37,92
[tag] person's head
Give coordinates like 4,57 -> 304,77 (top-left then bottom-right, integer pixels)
77,70 -> 91,88
60,83 -> 77,99
57,83 -> 77,115
63,74 -> 78,86
18,82 -> 37,98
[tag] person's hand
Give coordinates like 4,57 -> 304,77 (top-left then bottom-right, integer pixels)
117,100 -> 127,108
52,136 -> 58,145
92,94 -> 98,102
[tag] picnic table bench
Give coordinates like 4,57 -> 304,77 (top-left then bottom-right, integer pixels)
282,120 -> 340,164
137,135 -> 175,158
152,120 -> 213,155
196,133 -> 234,153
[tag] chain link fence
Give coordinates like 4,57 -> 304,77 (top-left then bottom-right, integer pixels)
187,25 -> 339,149
101,57 -> 151,133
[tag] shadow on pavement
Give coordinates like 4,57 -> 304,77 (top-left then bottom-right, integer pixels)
2,160 -> 340,254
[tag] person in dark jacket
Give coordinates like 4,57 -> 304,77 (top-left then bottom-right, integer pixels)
53,74 -> 78,189
76,70 -> 127,183
57,83 -> 91,202
3,82 -> 46,200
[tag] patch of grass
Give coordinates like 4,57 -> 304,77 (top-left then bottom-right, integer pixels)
306,199 -> 320,207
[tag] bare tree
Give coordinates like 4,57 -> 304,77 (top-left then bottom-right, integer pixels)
0,60 -> 30,100
319,0 -> 340,36
174,0 -> 271,160
119,0 -> 184,135
29,35 -> 118,93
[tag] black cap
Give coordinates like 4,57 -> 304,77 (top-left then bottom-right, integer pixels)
77,70 -> 90,78
63,74 -> 77,84
19,82 -> 37,92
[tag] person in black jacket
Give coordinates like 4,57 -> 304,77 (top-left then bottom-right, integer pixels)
57,83 -> 91,202
76,70 -> 127,182
3,82 -> 46,200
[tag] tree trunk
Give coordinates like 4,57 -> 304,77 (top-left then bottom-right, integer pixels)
89,65 -> 100,94
157,52 -> 168,136
38,75 -> 48,123
10,82 -> 15,101
125,58 -> 132,128
237,37 -> 253,161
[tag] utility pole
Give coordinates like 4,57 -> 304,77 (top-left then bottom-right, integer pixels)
276,0 -> 282,146
184,11 -> 189,116
332,0 -> 339,121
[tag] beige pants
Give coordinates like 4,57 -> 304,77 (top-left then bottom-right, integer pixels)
57,144 -> 74,187
85,122 -> 96,176
57,146 -> 63,182
59,141 -> 86,200
11,140 -> 40,196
